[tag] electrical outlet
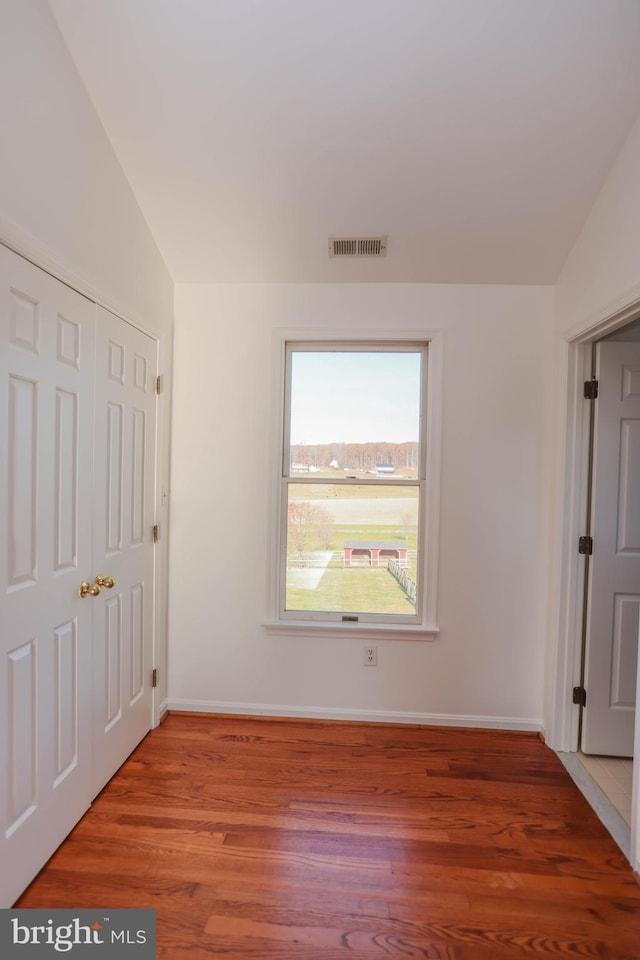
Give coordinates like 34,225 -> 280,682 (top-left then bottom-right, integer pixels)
364,645 -> 377,666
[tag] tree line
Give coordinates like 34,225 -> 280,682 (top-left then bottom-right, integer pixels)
290,441 -> 419,471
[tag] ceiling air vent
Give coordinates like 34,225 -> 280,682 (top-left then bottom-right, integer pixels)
329,236 -> 387,258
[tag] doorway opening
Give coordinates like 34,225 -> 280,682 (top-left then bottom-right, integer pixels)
573,318 -> 640,835
555,305 -> 640,868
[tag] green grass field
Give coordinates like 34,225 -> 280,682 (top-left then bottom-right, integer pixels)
285,483 -> 420,615
285,501 -> 419,614
286,562 -> 416,615
288,481 -> 417,499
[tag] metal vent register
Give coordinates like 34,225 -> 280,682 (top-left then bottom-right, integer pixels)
329,236 -> 387,257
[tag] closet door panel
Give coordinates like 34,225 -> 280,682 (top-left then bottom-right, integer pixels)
92,306 -> 157,795
0,245 -> 95,907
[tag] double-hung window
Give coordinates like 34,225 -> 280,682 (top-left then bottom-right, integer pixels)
276,339 -> 438,633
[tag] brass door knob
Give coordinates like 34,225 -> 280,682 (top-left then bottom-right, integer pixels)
95,574 -> 115,589
79,575 -> 116,598
79,580 -> 101,598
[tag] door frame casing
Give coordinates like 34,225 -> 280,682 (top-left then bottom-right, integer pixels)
550,295 -> 640,872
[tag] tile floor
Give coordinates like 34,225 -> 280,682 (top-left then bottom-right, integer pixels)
577,753 -> 633,826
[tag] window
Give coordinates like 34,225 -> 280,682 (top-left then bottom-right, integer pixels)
273,339 -> 438,634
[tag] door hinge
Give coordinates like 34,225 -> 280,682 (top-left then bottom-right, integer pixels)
583,378 -> 598,400
153,524 -> 159,543
572,685 -> 587,707
155,375 -> 162,395
152,668 -> 158,688
578,535 -> 593,556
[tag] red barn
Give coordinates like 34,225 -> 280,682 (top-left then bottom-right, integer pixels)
343,540 -> 408,568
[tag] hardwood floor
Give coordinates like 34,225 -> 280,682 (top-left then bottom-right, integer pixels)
17,714 -> 640,959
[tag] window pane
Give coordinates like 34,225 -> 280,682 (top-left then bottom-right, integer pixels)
285,484 -> 419,616
288,351 -> 421,478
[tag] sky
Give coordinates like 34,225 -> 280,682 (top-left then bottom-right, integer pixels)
289,350 -> 422,445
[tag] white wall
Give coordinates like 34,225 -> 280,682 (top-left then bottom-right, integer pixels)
169,282 -> 555,728
0,0 -> 174,709
0,0 -> 173,334
556,112 -> 640,338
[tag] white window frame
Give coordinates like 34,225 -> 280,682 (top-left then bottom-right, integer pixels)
264,328 -> 442,640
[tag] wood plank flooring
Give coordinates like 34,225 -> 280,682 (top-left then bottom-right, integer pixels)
16,714 -> 640,959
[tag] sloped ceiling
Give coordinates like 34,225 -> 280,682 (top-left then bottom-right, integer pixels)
48,0 -> 640,284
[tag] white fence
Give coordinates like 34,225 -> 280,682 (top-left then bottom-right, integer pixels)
387,557 -> 417,604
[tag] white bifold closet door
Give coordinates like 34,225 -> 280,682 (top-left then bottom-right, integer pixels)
91,305 -> 157,796
0,246 -> 157,907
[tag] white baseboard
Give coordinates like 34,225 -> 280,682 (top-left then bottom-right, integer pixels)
166,698 -> 543,733
154,698 -> 170,727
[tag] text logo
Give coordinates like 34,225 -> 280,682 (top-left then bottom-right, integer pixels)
0,909 -> 155,958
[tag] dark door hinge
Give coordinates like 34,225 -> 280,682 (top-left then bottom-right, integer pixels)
578,536 -> 593,556
152,668 -> 158,688
572,686 -> 587,707
155,375 -> 162,395
153,524 -> 159,543
583,379 -> 598,400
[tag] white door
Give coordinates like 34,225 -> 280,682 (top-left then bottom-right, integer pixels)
0,245 -> 95,905
91,306 -> 157,795
0,252 -> 159,907
582,340 -> 640,756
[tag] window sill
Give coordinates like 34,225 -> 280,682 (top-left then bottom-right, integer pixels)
262,620 -> 440,641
